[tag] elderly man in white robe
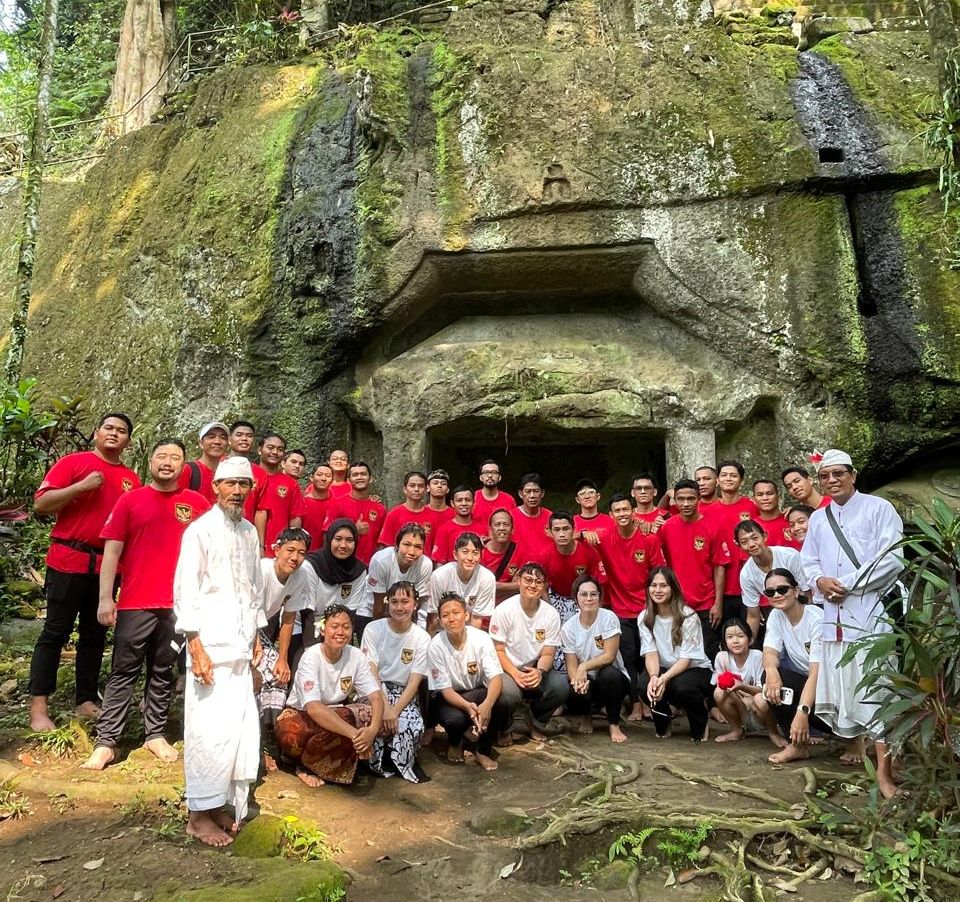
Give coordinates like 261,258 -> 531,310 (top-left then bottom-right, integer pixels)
801,448 -> 903,799
174,456 -> 265,846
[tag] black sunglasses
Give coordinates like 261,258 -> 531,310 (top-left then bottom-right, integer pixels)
762,585 -> 793,598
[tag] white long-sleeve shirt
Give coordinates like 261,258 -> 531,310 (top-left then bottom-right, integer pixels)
174,505 -> 265,664
801,490 -> 903,642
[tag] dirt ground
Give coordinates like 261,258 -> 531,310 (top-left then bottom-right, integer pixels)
0,701 -> 866,902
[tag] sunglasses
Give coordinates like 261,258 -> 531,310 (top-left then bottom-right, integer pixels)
762,585 -> 793,598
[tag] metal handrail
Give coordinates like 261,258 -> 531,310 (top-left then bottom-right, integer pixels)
0,1 -> 458,176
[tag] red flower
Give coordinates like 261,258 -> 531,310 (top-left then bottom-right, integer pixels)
278,6 -> 300,25
717,671 -> 740,690
807,451 -> 823,465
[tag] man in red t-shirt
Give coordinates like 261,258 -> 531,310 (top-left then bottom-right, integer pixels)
425,468 -> 455,532
281,449 -> 307,484
752,478 -> 800,550
255,432 -> 306,557
228,420 -> 269,523
29,413 -> 141,732
541,511 -> 606,601
631,471 -> 667,532
592,493 -> 664,720
658,479 -> 731,661
710,460 -> 759,620
511,472 -> 552,559
81,439 -> 210,771
573,479 -> 614,539
327,449 -> 352,499
473,459 -> 516,526
323,461 -> 386,565
431,485 -> 484,563
781,465 -> 828,511
481,508 -> 530,602
177,421 -> 228,504
378,471 -> 433,547
301,463 -> 333,551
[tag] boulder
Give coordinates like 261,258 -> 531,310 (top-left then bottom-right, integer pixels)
805,16 -> 874,46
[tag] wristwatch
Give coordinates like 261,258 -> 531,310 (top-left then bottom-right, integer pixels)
799,704 -> 811,715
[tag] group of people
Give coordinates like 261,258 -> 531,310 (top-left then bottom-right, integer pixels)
24,414 -> 906,847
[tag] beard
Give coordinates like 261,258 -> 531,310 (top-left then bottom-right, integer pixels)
220,500 -> 244,522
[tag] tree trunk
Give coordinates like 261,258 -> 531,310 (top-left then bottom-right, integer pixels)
105,0 -> 177,136
5,0 -> 59,384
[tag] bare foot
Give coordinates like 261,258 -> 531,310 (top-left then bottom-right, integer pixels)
709,708 -> 727,725
495,731 -> 514,748
29,711 -> 57,732
576,716 -> 594,735
608,724 -> 628,743
296,767 -> 324,789
655,730 -> 672,739
420,728 -> 435,747
529,723 -> 548,742
209,808 -> 240,834
715,728 -> 744,743
840,738 -> 865,765
446,742 -> 465,764
768,732 -> 789,749
262,752 -> 278,772
475,753 -> 498,771
878,773 -> 898,800
75,701 -> 101,719
769,743 -> 810,764
464,726 -> 480,743
144,738 -> 179,763
186,812 -> 233,847
627,702 -> 645,723
80,746 -> 115,770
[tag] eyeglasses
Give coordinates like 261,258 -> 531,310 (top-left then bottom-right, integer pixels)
818,469 -> 850,482
480,469 -> 500,476
520,575 -> 545,587
762,585 -> 793,598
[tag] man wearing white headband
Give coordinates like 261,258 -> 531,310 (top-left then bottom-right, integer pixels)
174,455 -> 265,845
800,449 -> 903,798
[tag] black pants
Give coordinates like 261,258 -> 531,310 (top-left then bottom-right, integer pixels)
500,669 -> 570,728
29,568 -> 106,705
566,665 -> 630,725
95,609 -> 181,748
430,687 -> 511,755
618,617 -> 642,703
760,667 -> 832,738
637,667 -> 712,740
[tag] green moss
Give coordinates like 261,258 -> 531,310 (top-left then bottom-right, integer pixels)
153,858 -> 346,902
431,41 -> 473,249
811,32 -> 937,171
232,814 -> 285,858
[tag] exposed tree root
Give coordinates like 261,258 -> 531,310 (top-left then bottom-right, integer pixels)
516,744 -> 955,901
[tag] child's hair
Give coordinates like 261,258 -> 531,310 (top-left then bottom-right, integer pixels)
720,617 -> 753,648
386,580 -> 420,609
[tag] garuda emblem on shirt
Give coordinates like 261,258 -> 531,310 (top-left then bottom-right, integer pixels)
466,661 -> 478,675
575,565 -> 587,575
175,503 -> 193,524
401,648 -> 414,664
277,485 -> 288,498
121,478 -> 133,491
694,536 -> 706,551
340,676 -> 353,693
535,629 -> 546,642
368,511 -> 378,521
340,584 -> 352,599
633,550 -> 645,563
739,512 -> 751,521
594,636 -> 604,650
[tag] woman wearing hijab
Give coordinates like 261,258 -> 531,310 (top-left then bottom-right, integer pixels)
300,519 -> 369,645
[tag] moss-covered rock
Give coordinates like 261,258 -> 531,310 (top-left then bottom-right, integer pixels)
152,858 -> 347,901
232,813 -> 286,858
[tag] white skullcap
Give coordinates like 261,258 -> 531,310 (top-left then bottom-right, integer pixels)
818,449 -> 853,470
213,456 -> 254,482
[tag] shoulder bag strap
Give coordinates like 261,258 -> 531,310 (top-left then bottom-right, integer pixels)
824,505 -> 860,569
492,542 -> 517,581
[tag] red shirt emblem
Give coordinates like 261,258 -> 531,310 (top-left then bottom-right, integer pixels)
121,478 -> 133,491
694,536 -> 706,551
276,485 -> 288,498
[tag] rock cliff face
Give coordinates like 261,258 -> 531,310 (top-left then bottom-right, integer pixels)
0,0 -> 957,502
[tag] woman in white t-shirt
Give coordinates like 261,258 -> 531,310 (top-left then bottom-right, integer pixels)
300,520 -> 369,645
637,567 -> 713,741
429,532 -> 496,628
561,574 -> 630,744
427,593 -> 508,772
712,617 -> 785,749
754,568 -> 828,766
275,604 -> 384,787
360,580 -> 431,783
